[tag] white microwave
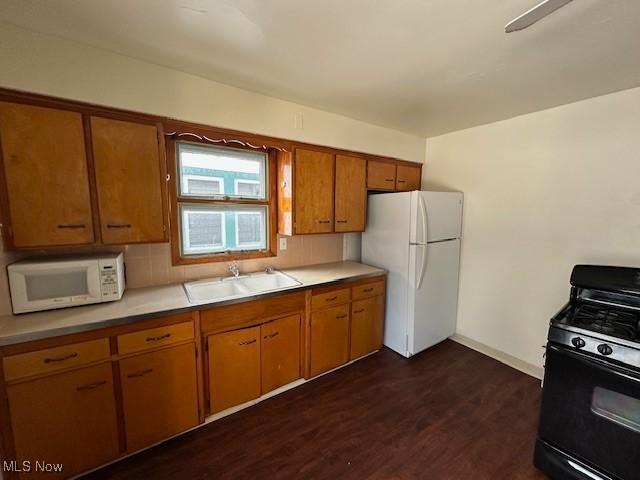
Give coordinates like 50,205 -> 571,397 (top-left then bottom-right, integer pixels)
7,252 -> 125,314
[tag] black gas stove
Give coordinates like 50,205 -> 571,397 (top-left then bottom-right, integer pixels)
535,265 -> 640,480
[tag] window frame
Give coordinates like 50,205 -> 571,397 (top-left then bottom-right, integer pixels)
166,133 -> 278,265
180,207 -> 226,255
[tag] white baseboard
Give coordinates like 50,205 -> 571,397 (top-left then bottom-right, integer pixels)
450,333 -> 544,380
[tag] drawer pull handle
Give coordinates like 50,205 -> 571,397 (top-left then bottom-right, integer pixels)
397,180 -> 406,183
325,296 -> 338,301
318,220 -> 331,224
44,352 -> 78,364
107,223 -> 132,229
363,287 -> 374,292
353,309 -> 365,314
57,224 -> 85,229
76,380 -> 107,391
385,178 -> 394,182
336,220 -> 347,223
239,339 -> 257,346
127,368 -> 153,379
336,314 -> 348,319
264,332 -> 280,340
146,333 -> 172,342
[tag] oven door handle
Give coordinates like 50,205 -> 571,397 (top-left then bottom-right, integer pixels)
548,344 -> 640,384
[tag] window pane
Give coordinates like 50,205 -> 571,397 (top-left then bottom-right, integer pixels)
177,142 -> 266,199
179,204 -> 267,256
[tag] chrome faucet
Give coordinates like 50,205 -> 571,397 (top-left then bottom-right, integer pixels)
228,261 -> 240,278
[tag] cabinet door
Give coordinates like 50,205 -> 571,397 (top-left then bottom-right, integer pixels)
396,165 -> 421,191
90,116 -> 166,244
309,304 -> 350,377
7,362 -> 119,479
367,160 -> 396,191
350,296 -> 384,360
208,326 -> 261,413
261,315 -> 301,394
0,102 -> 94,247
294,148 -> 334,234
335,155 -> 366,232
119,343 -> 199,452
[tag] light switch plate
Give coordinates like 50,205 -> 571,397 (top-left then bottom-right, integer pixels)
279,237 -> 287,251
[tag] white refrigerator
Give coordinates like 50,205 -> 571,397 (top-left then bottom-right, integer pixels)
362,191 -> 463,357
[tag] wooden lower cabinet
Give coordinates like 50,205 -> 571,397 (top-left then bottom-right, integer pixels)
119,343 -> 199,452
350,295 -> 385,360
309,304 -> 350,377
208,326 -> 261,414
6,362 -> 119,479
261,315 -> 301,394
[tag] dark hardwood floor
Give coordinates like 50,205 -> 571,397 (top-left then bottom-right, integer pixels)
83,340 -> 547,480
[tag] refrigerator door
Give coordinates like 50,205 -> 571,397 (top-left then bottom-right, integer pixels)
410,191 -> 463,244
362,192 -> 412,356
407,239 -> 460,356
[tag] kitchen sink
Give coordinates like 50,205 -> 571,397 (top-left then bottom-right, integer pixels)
183,270 -> 301,304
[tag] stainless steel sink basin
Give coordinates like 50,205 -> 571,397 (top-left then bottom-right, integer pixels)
183,270 -> 301,304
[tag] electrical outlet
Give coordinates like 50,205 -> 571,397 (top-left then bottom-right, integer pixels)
279,237 -> 287,251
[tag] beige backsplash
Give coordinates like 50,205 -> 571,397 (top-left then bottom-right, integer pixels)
0,233 -> 344,316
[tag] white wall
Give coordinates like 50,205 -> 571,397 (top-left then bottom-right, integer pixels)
0,23 -> 425,162
425,86 -> 640,369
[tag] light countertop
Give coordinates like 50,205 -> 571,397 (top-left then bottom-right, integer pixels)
0,261 -> 385,347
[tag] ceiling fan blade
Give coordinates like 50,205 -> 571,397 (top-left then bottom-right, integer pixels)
505,0 -> 574,33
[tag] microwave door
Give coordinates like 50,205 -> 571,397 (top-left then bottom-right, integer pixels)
10,262 -> 101,313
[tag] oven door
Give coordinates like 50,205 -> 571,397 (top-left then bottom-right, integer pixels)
538,344 -> 640,480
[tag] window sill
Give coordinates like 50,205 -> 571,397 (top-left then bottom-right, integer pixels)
171,249 -> 276,266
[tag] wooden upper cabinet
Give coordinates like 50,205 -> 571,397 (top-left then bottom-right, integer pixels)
119,343 -> 199,452
294,148 -> 334,234
208,326 -> 261,413
396,165 -> 422,191
261,315 -> 301,394
7,362 -> 120,479
367,160 -> 396,191
0,102 -> 94,247
90,116 -> 167,244
335,155 -> 366,232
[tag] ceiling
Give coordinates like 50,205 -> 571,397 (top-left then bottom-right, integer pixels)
1,0 -> 640,137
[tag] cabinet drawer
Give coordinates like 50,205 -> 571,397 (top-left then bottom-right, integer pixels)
311,288 -> 351,310
117,322 -> 194,355
352,281 -> 384,300
3,339 -> 111,382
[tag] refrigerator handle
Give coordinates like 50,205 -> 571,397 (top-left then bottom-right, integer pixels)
419,193 -> 428,244
416,194 -> 429,289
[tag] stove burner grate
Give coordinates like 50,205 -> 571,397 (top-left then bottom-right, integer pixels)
569,304 -> 639,341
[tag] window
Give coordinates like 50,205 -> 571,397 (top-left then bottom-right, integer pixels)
182,174 -> 224,196
169,138 -> 276,264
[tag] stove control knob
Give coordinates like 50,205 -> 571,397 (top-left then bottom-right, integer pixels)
597,344 -> 613,356
571,337 -> 586,349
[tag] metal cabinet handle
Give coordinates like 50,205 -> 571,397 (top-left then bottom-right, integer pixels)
336,314 -> 348,319
336,220 -> 347,224
385,178 -> 394,182
264,332 -> 279,340
239,339 -> 257,346
107,223 -> 132,229
353,309 -> 365,314
146,333 -> 171,342
318,220 -> 331,224
363,287 -> 374,292
57,224 -> 85,229
325,296 -> 337,301
44,352 -> 78,364
76,380 -> 107,391
127,368 -> 153,379
397,180 -> 406,183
